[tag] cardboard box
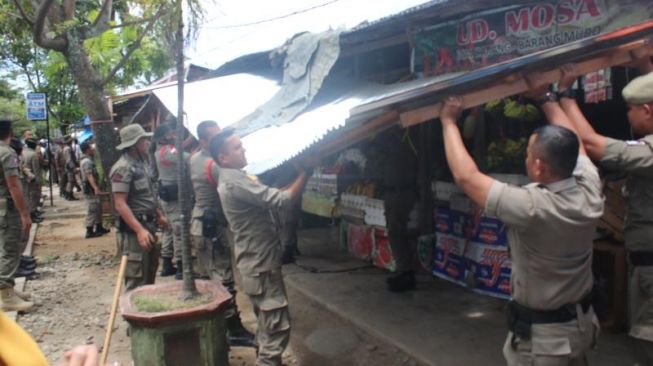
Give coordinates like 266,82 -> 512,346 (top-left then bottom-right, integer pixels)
347,223 -> 374,261
371,228 -> 396,271
465,242 -> 512,299
432,233 -> 467,285
468,215 -> 508,247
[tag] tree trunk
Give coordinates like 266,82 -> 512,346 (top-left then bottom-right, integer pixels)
63,31 -> 119,187
175,0 -> 198,299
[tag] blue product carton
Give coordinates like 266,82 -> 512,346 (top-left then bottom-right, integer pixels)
464,242 -> 512,299
468,215 -> 508,247
432,233 -> 467,286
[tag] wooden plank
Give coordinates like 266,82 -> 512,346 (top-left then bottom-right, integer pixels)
400,42 -> 653,128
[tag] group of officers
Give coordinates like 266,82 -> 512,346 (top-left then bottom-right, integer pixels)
108,119 -> 311,366
1,55 -> 652,365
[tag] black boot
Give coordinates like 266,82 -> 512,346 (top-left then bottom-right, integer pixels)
281,246 -> 296,265
21,255 -> 36,265
226,314 -> 257,348
85,226 -> 100,239
175,260 -> 183,280
95,224 -> 110,235
19,257 -> 36,271
386,270 -> 416,293
14,266 -> 36,278
30,213 -> 43,223
160,257 -> 176,277
68,193 -> 79,201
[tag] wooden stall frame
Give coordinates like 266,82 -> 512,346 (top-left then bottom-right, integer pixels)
400,41 -> 653,128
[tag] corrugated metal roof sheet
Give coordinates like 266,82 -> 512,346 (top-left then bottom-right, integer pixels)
152,73 -> 281,136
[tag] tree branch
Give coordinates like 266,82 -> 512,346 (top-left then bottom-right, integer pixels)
91,0 -> 112,33
100,6 -> 168,86
11,0 -> 34,27
62,0 -> 75,20
33,0 -> 67,51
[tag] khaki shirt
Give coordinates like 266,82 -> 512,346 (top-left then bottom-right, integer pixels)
189,149 -> 225,221
21,147 -> 41,184
154,143 -> 190,185
80,155 -> 97,184
485,156 -> 603,310
601,135 -> 653,252
0,141 -> 19,200
63,145 -> 76,170
110,153 -> 157,214
218,167 -> 292,275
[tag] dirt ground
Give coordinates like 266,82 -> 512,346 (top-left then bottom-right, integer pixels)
18,201 -> 420,366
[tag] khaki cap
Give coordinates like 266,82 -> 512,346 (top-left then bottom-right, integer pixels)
116,124 -> 153,150
622,72 -> 653,104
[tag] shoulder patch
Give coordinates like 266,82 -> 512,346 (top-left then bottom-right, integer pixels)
247,174 -> 259,182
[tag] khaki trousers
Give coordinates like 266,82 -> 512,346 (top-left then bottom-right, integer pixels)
241,268 -> 290,366
503,307 -> 599,366
117,224 -> 160,292
629,265 -> 653,365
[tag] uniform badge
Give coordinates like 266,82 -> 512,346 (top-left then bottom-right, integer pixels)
247,174 -> 259,182
111,172 -> 123,182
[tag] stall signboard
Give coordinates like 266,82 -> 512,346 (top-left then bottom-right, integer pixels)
414,0 -> 653,77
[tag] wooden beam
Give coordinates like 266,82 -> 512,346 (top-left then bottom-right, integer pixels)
400,41 -> 653,128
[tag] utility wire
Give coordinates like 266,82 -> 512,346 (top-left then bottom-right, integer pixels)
203,0 -> 343,29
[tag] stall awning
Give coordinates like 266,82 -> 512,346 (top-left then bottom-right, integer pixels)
152,21 -> 653,176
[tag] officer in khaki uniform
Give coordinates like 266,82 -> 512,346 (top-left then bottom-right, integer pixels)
210,128 -> 311,366
153,123 -> 188,279
62,136 -> 78,201
190,120 -> 255,347
110,124 -> 168,291
80,142 -> 109,239
56,139 -> 67,197
0,119 -> 34,312
556,60 -> 653,364
21,138 -> 42,222
440,95 -> 603,365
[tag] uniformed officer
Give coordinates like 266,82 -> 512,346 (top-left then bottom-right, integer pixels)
190,120 -> 256,347
0,119 -> 34,312
555,60 -> 653,364
210,128 -> 312,366
377,127 -> 418,292
80,142 -> 109,239
153,123 -> 188,279
440,95 -> 603,365
9,138 -> 36,278
55,139 -> 67,197
110,124 -> 168,291
21,137 -> 42,223
62,136 -> 78,201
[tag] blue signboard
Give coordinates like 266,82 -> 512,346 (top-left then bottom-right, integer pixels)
26,92 -> 47,121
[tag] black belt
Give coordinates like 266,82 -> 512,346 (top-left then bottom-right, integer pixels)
507,293 -> 592,342
118,213 -> 157,233
630,251 -> 653,266
384,184 -> 417,192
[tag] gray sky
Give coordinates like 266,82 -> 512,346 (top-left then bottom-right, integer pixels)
188,0 -> 430,68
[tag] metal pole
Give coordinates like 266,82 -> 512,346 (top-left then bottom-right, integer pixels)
45,93 -> 54,207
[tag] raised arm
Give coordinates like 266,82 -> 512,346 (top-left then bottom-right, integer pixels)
440,96 -> 495,207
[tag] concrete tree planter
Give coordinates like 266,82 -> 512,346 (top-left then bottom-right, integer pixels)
120,280 -> 232,366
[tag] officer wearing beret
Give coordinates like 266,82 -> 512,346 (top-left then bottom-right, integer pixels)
0,119 -> 33,312
110,124 -> 169,290
556,59 -> 653,364
440,92 -> 603,365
